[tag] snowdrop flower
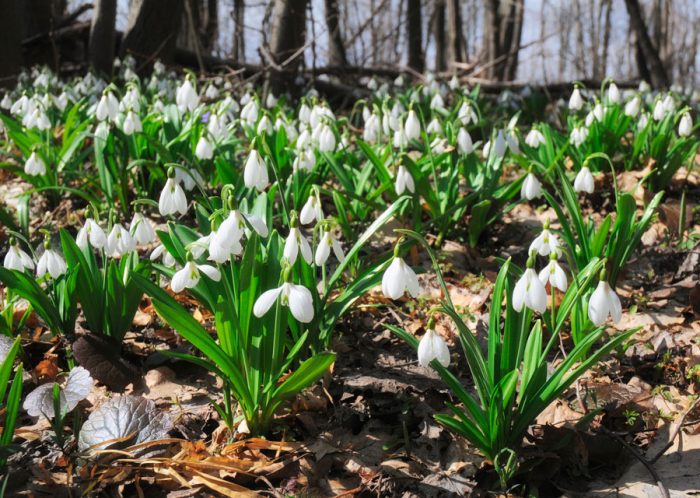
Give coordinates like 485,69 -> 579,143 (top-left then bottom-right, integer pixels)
679,112 -> 693,137
588,272 -> 622,326
24,151 -> 46,176
254,279 -> 314,323
457,128 -> 473,154
300,191 -> 323,225
284,215 -> 312,265
363,114 -> 380,143
569,87 -> 584,111
171,258 -> 221,293
624,96 -> 641,117
106,223 -> 136,257
525,128 -> 545,148
3,239 -> 34,272
521,172 -> 542,200
36,244 -> 67,279
662,94 -> 675,114
176,78 -> 199,113
207,113 -> 224,141
96,91 -> 119,121
426,118 -> 442,135
418,325 -> 450,368
318,124 -> 336,152
404,109 -> 421,141
458,102 -> 477,125
395,165 -> 415,195
574,166 -> 595,194
393,129 -> 408,149
538,253 -> 568,292
653,99 -> 666,121
638,113 -> 649,129
122,110 -> 142,135
607,83 -> 620,104
430,93 -> 445,111
204,84 -> 219,100
490,130 -> 507,158
195,135 -> 214,160
315,227 -> 344,266
159,171 -> 188,216
512,256 -> 547,313
130,212 -> 156,245
243,148 -> 268,191
382,255 -> 419,300
505,128 -> 520,154
529,221 -> 560,256
209,206 -> 268,263
257,115 -> 273,135
76,217 -> 107,250
150,244 -> 176,267
570,126 -> 589,147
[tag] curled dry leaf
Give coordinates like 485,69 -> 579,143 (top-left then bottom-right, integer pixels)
23,366 -> 93,419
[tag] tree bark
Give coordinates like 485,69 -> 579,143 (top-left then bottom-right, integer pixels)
120,0 -> 184,71
406,0 -> 424,72
266,0 -> 309,96
0,0 -> 23,84
446,0 -> 463,71
232,0 -> 245,62
89,0 -> 117,76
431,0 -> 447,72
483,0 -> 523,81
623,0 -> 668,88
324,0 -> 347,66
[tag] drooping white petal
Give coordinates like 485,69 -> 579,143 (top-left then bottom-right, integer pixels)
253,286 -> 284,317
588,281 -> 610,326
417,329 -> 450,368
287,284 -> 314,323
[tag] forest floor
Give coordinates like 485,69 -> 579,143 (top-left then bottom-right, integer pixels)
2,167 -> 700,497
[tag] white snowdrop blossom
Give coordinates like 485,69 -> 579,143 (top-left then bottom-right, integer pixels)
36,247 -> 67,279
284,226 -> 313,265
570,126 -> 589,147
574,166 -> 595,194
538,258 -> 568,292
679,113 -> 693,137
254,282 -> 314,323
521,173 -> 542,200
395,165 -> 415,195
106,223 -> 136,257
588,279 -> 622,326
513,266 -> 547,313
3,242 -> 34,272
404,110 -> 421,141
569,88 -> 584,111
300,192 -> 324,225
243,149 -> 269,191
159,177 -> 188,216
130,212 -> 156,245
171,260 -> 221,293
525,129 -> 545,148
417,328 -> 450,368
195,135 -> 214,160
208,209 -> 268,263
624,96 -> 641,117
529,223 -> 560,256
457,127 -> 473,154
607,83 -> 620,104
315,228 -> 345,266
76,218 -> 107,250
24,151 -> 46,176
382,256 -> 419,300
176,79 -> 200,113
122,110 -> 142,135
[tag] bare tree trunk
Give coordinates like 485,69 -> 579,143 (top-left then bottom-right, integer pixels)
446,0 -> 464,71
432,0 -> 447,72
89,0 -> 117,76
0,0 -> 23,84
600,0 -> 612,78
121,0 -> 185,70
232,0 -> 245,62
266,0 -> 308,96
483,0 -> 523,81
501,0 -> 523,80
178,0 -> 218,54
623,0 -> 669,87
406,0 -> 424,72
324,0 -> 347,66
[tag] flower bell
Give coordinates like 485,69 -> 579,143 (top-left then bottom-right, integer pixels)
253,267 -> 314,323
243,148 -> 269,192
36,237 -> 67,279
570,126 -> 589,147
679,112 -> 693,137
624,96 -> 640,117
24,151 -> 46,176
607,83 -> 620,104
300,191 -> 324,225
569,87 -> 584,111
538,252 -> 568,292
521,172 -> 542,200
130,212 -> 156,245
176,78 -> 200,113
382,247 -> 419,300
284,213 -> 312,265
159,169 -> 188,216
457,127 -> 473,154
588,270 -> 622,326
106,223 -> 136,257
171,254 -> 221,293
195,135 -> 214,160
3,238 -> 34,272
529,220 -> 560,256
512,253 -> 547,313
76,217 -> 107,250
525,128 -> 545,148
122,110 -> 142,135
404,109 -> 421,141
395,165 -> 415,195
417,321 -> 450,368
574,166 -> 595,194
315,226 -> 345,266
